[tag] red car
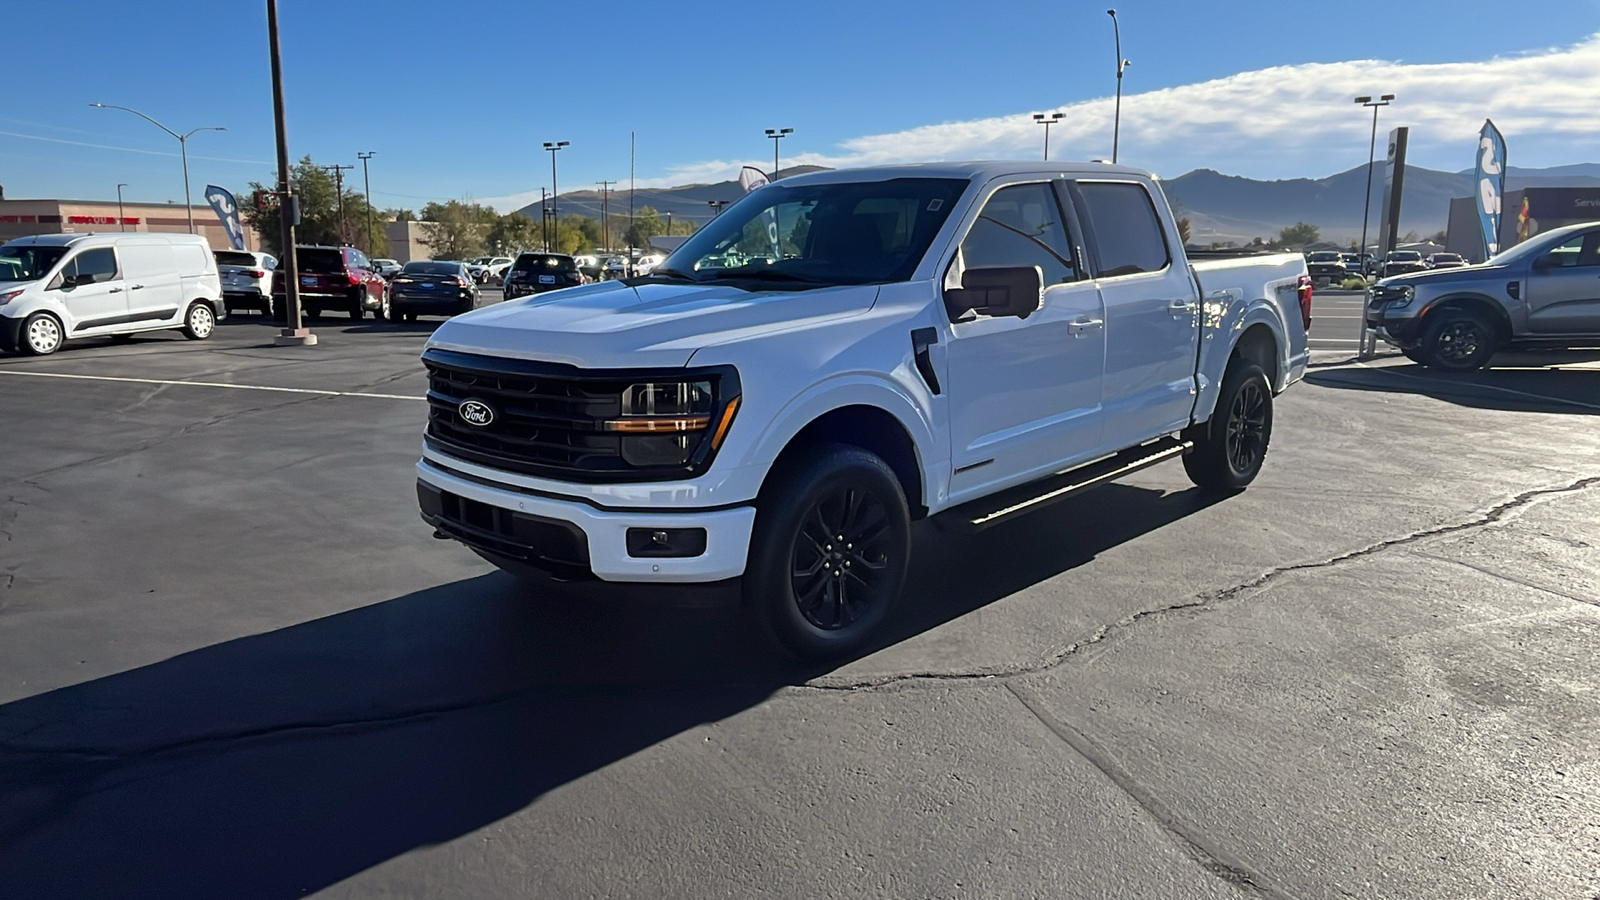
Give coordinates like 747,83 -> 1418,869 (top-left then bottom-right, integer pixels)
272,245 -> 389,320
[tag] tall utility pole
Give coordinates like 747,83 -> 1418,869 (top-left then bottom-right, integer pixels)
1355,94 -> 1396,262
116,183 -> 128,231
629,131 -> 636,256
543,141 -> 568,249
91,104 -> 224,234
765,127 -> 793,179
539,188 -> 549,250
665,210 -> 673,241
322,163 -> 354,243
357,151 -> 376,253
1107,9 -> 1130,164
1033,112 -> 1064,161
266,0 -> 313,346
596,180 -> 615,251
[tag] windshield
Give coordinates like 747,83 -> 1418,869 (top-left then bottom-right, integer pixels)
1389,252 -> 1421,261
215,251 -> 256,268
402,261 -> 462,276
514,255 -> 576,272
1307,252 -> 1341,262
651,177 -> 968,288
0,244 -> 69,282
1485,226 -> 1592,267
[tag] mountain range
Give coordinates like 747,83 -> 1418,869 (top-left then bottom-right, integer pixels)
518,163 -> 1600,247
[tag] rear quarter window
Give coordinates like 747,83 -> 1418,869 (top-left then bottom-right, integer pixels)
1076,181 -> 1171,278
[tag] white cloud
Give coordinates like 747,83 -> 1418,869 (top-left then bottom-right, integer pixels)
639,34 -> 1600,187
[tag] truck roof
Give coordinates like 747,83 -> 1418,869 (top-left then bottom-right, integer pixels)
778,160 -> 1153,186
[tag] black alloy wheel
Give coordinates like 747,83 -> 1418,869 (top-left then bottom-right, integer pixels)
1422,311 -> 1496,371
1224,379 -> 1268,476
1182,360 -> 1273,492
747,444 -> 911,660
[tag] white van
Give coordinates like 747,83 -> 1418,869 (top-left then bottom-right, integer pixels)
0,232 -> 224,355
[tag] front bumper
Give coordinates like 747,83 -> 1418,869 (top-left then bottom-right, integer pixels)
0,313 -> 23,353
1365,293 -> 1423,345
416,457 -> 755,583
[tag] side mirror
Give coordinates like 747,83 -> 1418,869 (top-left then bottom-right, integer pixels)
944,265 -> 1043,319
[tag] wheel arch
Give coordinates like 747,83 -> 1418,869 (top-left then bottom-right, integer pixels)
761,404 -> 927,518
1420,293 -> 1513,343
1231,321 -> 1280,387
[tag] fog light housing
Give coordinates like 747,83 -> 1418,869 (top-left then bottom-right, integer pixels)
626,527 -> 707,558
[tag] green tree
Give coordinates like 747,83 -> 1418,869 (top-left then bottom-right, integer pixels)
239,155 -> 389,257
485,213 -> 540,255
419,200 -> 489,260
625,205 -> 665,250
1278,221 -> 1320,247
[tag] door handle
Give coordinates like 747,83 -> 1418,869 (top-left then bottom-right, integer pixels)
1068,317 -> 1104,336
1168,298 -> 1197,316
108,287 -> 123,293
130,284 -> 146,290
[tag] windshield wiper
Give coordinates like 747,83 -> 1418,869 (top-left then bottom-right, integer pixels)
626,267 -> 700,284
703,268 -> 828,284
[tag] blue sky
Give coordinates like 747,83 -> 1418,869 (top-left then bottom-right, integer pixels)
3,0 -> 1597,211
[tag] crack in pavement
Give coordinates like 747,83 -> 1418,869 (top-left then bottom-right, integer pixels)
1004,682 -> 1294,900
1408,549 -> 1600,609
800,473 -> 1600,693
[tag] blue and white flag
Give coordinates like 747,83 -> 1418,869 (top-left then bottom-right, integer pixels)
1473,120 -> 1507,257
204,184 -> 247,251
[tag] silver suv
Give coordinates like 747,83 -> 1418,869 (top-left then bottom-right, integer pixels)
1366,221 -> 1600,369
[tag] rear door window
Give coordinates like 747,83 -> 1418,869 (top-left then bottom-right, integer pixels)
1075,181 -> 1171,278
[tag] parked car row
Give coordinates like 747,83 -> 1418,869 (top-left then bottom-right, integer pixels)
1303,250 -> 1471,285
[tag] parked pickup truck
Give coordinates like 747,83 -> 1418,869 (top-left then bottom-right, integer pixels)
414,162 -> 1311,658
1366,220 -> 1600,370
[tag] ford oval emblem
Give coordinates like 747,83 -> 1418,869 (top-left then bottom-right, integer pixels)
458,399 -> 495,427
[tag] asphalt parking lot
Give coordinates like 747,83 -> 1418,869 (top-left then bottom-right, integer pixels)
1,294 -> 1598,899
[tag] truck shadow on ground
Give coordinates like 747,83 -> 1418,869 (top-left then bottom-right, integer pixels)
0,482 -> 1219,899
1306,358 -> 1600,416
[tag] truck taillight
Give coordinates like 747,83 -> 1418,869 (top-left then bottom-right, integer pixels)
249,269 -> 266,278
1297,275 -> 1313,331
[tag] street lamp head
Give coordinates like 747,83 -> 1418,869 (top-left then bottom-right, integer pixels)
1380,93 -> 1395,101
1107,8 -> 1116,16
1354,96 -> 1372,104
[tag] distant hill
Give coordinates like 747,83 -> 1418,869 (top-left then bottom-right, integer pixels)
515,162 -> 1597,246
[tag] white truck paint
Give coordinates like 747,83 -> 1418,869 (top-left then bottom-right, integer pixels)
414,162 -> 1310,657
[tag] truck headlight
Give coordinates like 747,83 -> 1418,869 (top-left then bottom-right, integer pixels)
605,380 -> 723,468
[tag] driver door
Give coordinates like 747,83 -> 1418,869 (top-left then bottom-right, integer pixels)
1525,229 -> 1600,334
50,247 -> 128,333
943,181 -> 1106,503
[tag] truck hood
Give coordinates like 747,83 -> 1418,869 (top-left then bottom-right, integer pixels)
425,279 -> 881,368
1378,264 -> 1505,288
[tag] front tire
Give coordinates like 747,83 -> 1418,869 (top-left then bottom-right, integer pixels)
745,444 -> 911,660
1183,360 -> 1273,492
182,302 -> 215,341
1421,309 -> 1496,371
21,313 -> 64,355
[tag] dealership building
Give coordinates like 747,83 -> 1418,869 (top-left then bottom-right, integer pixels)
0,198 -> 263,251
1446,186 -> 1600,262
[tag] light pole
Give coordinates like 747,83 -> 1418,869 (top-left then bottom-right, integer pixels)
1033,112 -> 1064,161
1106,9 -> 1130,164
765,127 -> 793,179
265,0 -> 312,345
91,104 -> 224,235
1355,94 -> 1395,265
708,200 -> 729,217
357,151 -> 376,253
543,141 -> 568,247
596,180 -> 616,251
116,183 -> 128,232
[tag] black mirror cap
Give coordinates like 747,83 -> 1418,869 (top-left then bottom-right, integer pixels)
945,265 -> 1044,320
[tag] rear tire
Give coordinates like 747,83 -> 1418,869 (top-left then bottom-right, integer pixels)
349,289 -> 366,320
1421,309 -> 1496,371
744,444 -> 911,660
1183,360 -> 1272,492
182,302 -> 215,341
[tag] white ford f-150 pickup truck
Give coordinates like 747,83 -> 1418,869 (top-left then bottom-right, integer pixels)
414,162 -> 1311,658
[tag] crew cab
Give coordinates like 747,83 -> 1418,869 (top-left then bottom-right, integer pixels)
1380,250 -> 1427,278
1305,250 -> 1347,285
1367,220 -> 1600,370
414,162 -> 1310,658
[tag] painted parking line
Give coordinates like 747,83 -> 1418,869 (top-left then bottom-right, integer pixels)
0,369 -> 424,401
1344,361 -> 1600,412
